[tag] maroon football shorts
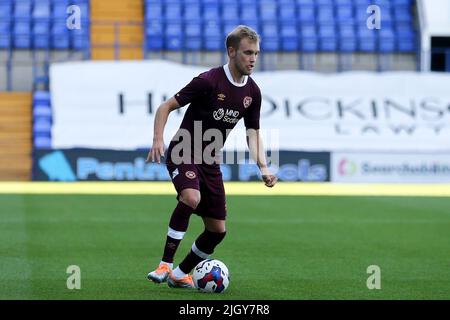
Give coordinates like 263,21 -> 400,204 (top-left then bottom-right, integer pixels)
166,162 -> 227,220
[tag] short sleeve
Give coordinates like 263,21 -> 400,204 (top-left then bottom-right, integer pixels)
244,85 -> 262,130
173,74 -> 213,107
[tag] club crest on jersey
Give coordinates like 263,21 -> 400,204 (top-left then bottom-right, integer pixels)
217,93 -> 226,101
185,171 -> 196,179
243,96 -> 252,108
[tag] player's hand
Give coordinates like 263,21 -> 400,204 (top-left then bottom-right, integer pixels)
262,174 -> 277,188
147,139 -> 165,163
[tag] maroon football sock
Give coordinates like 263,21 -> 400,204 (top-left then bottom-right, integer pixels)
179,229 -> 226,274
161,201 -> 194,263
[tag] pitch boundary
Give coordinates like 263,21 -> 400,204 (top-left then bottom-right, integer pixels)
0,182 -> 449,197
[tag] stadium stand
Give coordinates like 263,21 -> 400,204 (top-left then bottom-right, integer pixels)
0,0 -> 90,50
143,0 -> 418,54
32,90 -> 52,150
0,92 -> 32,180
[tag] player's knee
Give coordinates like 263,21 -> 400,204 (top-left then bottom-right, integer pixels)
180,193 -> 201,209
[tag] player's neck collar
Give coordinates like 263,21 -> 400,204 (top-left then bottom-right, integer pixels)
223,64 -> 248,87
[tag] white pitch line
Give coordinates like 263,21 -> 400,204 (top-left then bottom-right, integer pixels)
0,182 -> 449,197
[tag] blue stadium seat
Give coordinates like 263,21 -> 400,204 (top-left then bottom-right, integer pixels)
318,24 -> 337,51
33,21 -> 50,49
240,4 -> 258,22
335,0 -> 353,5
261,36 -> 280,52
203,3 -> 220,20
279,4 -> 296,21
13,19 -> 31,48
203,21 -> 222,51
357,28 -> 377,52
184,22 -> 202,50
379,28 -> 396,52
280,22 -> 299,51
316,5 -> 334,24
33,2 -> 51,20
393,5 -> 412,23
165,22 -> 183,50
71,27 -> 89,50
299,24 -> 317,52
34,134 -> 52,149
316,0 -> 333,5
52,2 -> 68,20
14,1 -> 31,19
33,90 -> 51,104
145,3 -> 162,20
33,118 -> 52,134
33,105 -> 52,118
397,33 -> 416,52
51,20 -> 70,49
164,1 -> 181,19
183,2 -> 200,20
339,24 -> 357,52
261,21 -> 278,38
296,0 -> 314,5
0,19 -> 10,45
259,1 -> 277,21
146,20 -> 163,50
223,20 -> 240,35
297,5 -> 315,23
239,19 -> 259,34
0,1 -> 12,19
221,3 -> 238,22
336,5 -> 353,23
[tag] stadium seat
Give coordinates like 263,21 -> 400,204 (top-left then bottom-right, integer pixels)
184,22 -> 202,50
280,22 -> 299,51
33,2 -> 51,20
13,1 -> 31,20
165,22 -> 183,50
51,20 -> 70,49
203,3 -> 220,20
33,118 -> 52,134
203,21 -> 222,51
33,90 -> 51,104
279,4 -> 296,20
33,134 -> 52,149
221,3 -> 238,22
357,28 -> 378,52
33,21 -> 50,49
259,1 -> 277,21
297,5 -> 315,24
0,17 -> 10,48
183,4 -> 201,21
146,20 -> 164,50
0,1 -> 12,19
338,24 -> 357,52
300,24 -> 318,52
240,4 -> 259,22
71,27 -> 89,50
13,19 -> 31,48
379,28 -> 396,53
164,1 -> 182,20
142,0 -> 418,55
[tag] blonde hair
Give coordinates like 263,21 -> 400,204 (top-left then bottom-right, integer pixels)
226,25 -> 260,50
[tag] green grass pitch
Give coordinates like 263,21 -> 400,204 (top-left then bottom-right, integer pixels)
1,194 -> 449,300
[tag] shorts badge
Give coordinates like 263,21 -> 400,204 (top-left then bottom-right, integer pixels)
185,171 -> 196,179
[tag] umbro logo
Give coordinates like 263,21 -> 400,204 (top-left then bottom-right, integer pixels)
172,168 -> 179,179
217,93 -> 226,101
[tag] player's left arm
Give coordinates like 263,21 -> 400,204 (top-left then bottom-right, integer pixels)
244,85 -> 277,187
246,129 -> 277,188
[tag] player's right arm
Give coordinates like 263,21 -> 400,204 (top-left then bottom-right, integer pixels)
146,97 -> 181,163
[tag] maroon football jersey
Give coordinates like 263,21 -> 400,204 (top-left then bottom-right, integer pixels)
167,64 -> 262,165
